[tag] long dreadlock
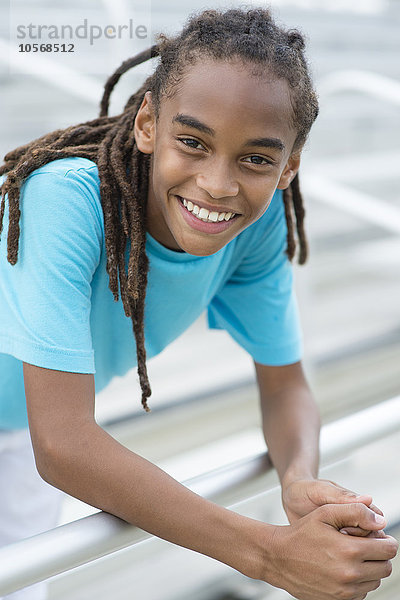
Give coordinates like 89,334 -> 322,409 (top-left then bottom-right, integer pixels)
0,8 -> 319,412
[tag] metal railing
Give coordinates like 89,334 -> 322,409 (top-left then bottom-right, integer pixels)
0,395 -> 399,597
303,69 -> 400,231
317,70 -> 400,107
301,174 -> 400,234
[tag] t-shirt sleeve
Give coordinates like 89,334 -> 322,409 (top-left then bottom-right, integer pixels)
0,168 -> 103,373
207,191 -> 303,365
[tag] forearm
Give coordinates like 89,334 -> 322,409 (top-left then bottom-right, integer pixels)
40,422 -> 273,580
259,382 -> 321,487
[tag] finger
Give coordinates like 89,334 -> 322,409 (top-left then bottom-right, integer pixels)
323,484 -> 379,515
349,579 -> 382,595
321,480 -> 372,503
314,487 -> 372,510
365,529 -> 387,539
340,526 -> 371,537
324,481 -> 374,502
358,561 -> 393,582
320,502 -> 387,531
353,536 -> 399,561
368,502 -> 384,517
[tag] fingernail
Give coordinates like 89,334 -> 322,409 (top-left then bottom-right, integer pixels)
375,514 -> 386,525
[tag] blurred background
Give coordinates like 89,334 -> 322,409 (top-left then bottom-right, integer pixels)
1,0 -> 399,598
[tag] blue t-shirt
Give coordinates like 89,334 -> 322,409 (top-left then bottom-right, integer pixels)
0,157 -> 302,429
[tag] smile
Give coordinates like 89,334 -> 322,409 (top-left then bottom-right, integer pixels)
180,197 -> 237,223
176,195 -> 240,234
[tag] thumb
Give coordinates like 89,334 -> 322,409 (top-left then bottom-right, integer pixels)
318,502 -> 387,532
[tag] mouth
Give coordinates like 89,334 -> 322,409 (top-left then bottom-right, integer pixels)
178,195 -> 240,221
176,195 -> 241,234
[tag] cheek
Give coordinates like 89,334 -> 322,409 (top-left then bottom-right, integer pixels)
153,146 -> 193,190
246,183 -> 275,220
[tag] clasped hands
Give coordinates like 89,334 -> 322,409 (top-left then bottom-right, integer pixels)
282,477 -> 387,538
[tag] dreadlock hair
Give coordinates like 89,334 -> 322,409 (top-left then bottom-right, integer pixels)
0,8 -> 319,413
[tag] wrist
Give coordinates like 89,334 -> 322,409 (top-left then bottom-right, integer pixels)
253,522 -> 287,587
229,515 -> 279,582
281,466 -> 317,491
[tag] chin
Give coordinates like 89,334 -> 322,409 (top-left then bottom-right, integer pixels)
183,239 -> 225,257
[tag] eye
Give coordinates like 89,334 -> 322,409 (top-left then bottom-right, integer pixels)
178,137 -> 206,151
243,155 -> 272,166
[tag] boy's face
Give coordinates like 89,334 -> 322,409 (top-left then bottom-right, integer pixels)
135,59 -> 300,255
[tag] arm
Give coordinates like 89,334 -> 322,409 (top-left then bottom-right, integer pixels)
24,362 -> 397,598
254,359 -> 320,489
254,359 -> 383,528
23,362 -> 271,581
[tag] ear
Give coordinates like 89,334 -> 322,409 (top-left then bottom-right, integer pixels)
277,152 -> 301,190
134,91 -> 156,154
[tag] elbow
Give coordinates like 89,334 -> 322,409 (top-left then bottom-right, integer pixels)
31,436 -> 67,488
31,422 -> 98,493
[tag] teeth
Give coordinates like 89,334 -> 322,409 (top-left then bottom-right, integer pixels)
198,207 -> 209,219
181,197 -> 236,223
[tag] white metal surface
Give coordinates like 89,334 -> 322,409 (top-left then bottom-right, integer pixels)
302,174 -> 400,234
317,70 -> 400,106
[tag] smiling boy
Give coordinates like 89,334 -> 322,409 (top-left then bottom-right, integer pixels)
0,9 -> 398,600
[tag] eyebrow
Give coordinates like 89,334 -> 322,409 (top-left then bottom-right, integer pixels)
173,113 -> 215,136
172,113 -> 285,153
243,137 -> 285,153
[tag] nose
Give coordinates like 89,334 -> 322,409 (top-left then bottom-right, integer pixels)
195,158 -> 239,199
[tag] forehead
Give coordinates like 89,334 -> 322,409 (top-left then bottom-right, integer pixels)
158,58 -> 297,150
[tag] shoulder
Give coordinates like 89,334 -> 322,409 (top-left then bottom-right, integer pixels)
2,156 -> 100,202
1,157 -> 104,256
32,157 -> 102,222
27,156 -> 99,179
24,156 -> 100,203
2,156 -> 103,235
1,156 -> 99,186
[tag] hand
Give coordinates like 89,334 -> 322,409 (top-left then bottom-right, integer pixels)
281,477 -> 384,536
263,503 -> 398,600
